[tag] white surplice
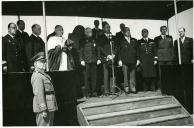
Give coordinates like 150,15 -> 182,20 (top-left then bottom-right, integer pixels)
48,36 -> 68,71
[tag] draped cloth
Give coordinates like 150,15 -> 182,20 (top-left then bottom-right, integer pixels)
47,36 -> 75,71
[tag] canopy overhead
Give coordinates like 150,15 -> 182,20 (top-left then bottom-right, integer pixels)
2,1 -> 193,20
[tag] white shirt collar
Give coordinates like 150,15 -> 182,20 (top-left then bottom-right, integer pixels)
8,33 -> 14,38
32,33 -> 38,37
161,34 -> 166,39
18,29 -> 23,33
125,36 -> 130,43
181,36 -> 186,43
143,37 -> 148,41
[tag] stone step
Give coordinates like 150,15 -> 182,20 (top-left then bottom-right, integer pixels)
82,96 -> 173,116
87,104 -> 181,125
115,114 -> 192,126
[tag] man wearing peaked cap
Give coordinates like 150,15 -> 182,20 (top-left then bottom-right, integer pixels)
31,52 -> 58,126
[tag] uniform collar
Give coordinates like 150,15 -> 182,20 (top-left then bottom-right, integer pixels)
32,33 -> 38,38
18,29 -> 23,33
8,33 -> 15,38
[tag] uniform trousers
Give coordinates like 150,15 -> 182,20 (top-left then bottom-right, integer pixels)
122,64 -> 136,92
84,63 -> 97,96
103,63 -> 115,94
36,111 -> 54,126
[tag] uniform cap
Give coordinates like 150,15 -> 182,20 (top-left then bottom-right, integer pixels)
31,52 -> 46,63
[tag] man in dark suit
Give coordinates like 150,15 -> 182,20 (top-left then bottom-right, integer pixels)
92,20 -> 103,41
26,24 -> 45,71
116,23 -> 125,43
79,27 -> 101,97
154,26 -> 173,65
174,27 -> 193,64
15,20 -> 29,71
138,28 -> 158,91
98,22 -> 118,95
118,27 -> 139,93
2,23 -> 26,72
16,20 -> 29,43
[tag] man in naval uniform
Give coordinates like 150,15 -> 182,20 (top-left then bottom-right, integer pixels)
31,52 -> 58,126
138,28 -> 158,91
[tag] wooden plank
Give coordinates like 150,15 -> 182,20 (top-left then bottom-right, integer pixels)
87,104 -> 180,120
83,97 -> 172,116
79,96 -> 171,109
89,105 -> 181,125
115,114 -> 190,126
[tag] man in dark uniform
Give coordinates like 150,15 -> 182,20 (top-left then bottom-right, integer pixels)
98,22 -> 118,95
116,23 -> 125,43
80,27 -> 101,97
154,26 -> 173,65
92,20 -> 103,41
118,27 -> 139,93
16,20 -> 29,43
31,52 -> 58,126
26,24 -> 45,71
15,20 -> 29,71
138,28 -> 158,91
2,23 -> 26,72
174,27 -> 193,64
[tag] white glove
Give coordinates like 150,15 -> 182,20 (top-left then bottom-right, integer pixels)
136,60 -> 140,66
81,61 -> 85,66
154,60 -> 157,65
191,60 -> 194,64
3,66 -> 7,72
118,60 -> 122,66
97,60 -> 101,65
107,55 -> 112,60
30,66 -> 35,72
42,111 -> 48,118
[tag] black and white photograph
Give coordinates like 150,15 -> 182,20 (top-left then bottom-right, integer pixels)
1,0 -> 193,126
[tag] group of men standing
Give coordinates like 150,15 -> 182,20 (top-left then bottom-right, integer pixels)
2,20 -> 193,97
2,20 -> 45,72
79,21 -> 193,98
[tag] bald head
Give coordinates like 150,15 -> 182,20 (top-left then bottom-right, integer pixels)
8,23 -> 17,35
178,27 -> 186,38
32,24 -> 41,36
120,23 -> 125,31
85,27 -> 92,37
142,28 -> 149,38
55,25 -> 64,37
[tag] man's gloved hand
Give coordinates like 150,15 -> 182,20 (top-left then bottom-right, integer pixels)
107,54 -> 115,60
118,60 -> 122,66
3,66 -> 7,72
136,60 -> 140,66
97,60 -> 101,65
81,61 -> 85,66
30,66 -> 35,72
41,110 -> 48,118
154,60 -> 158,65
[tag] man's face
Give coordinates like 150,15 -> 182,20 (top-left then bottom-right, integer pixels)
124,29 -> 130,37
161,27 -> 167,35
33,25 -> 41,36
178,28 -> 185,38
142,30 -> 148,38
103,24 -> 110,33
18,21 -> 25,31
8,24 -> 17,35
94,21 -> 99,27
120,24 -> 125,31
85,28 -> 92,37
55,27 -> 64,37
34,60 -> 46,70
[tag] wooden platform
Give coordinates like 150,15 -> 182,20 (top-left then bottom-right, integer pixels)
77,91 -> 193,126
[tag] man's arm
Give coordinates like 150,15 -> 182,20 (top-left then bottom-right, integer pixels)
2,37 -> 7,62
32,74 -> 47,112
